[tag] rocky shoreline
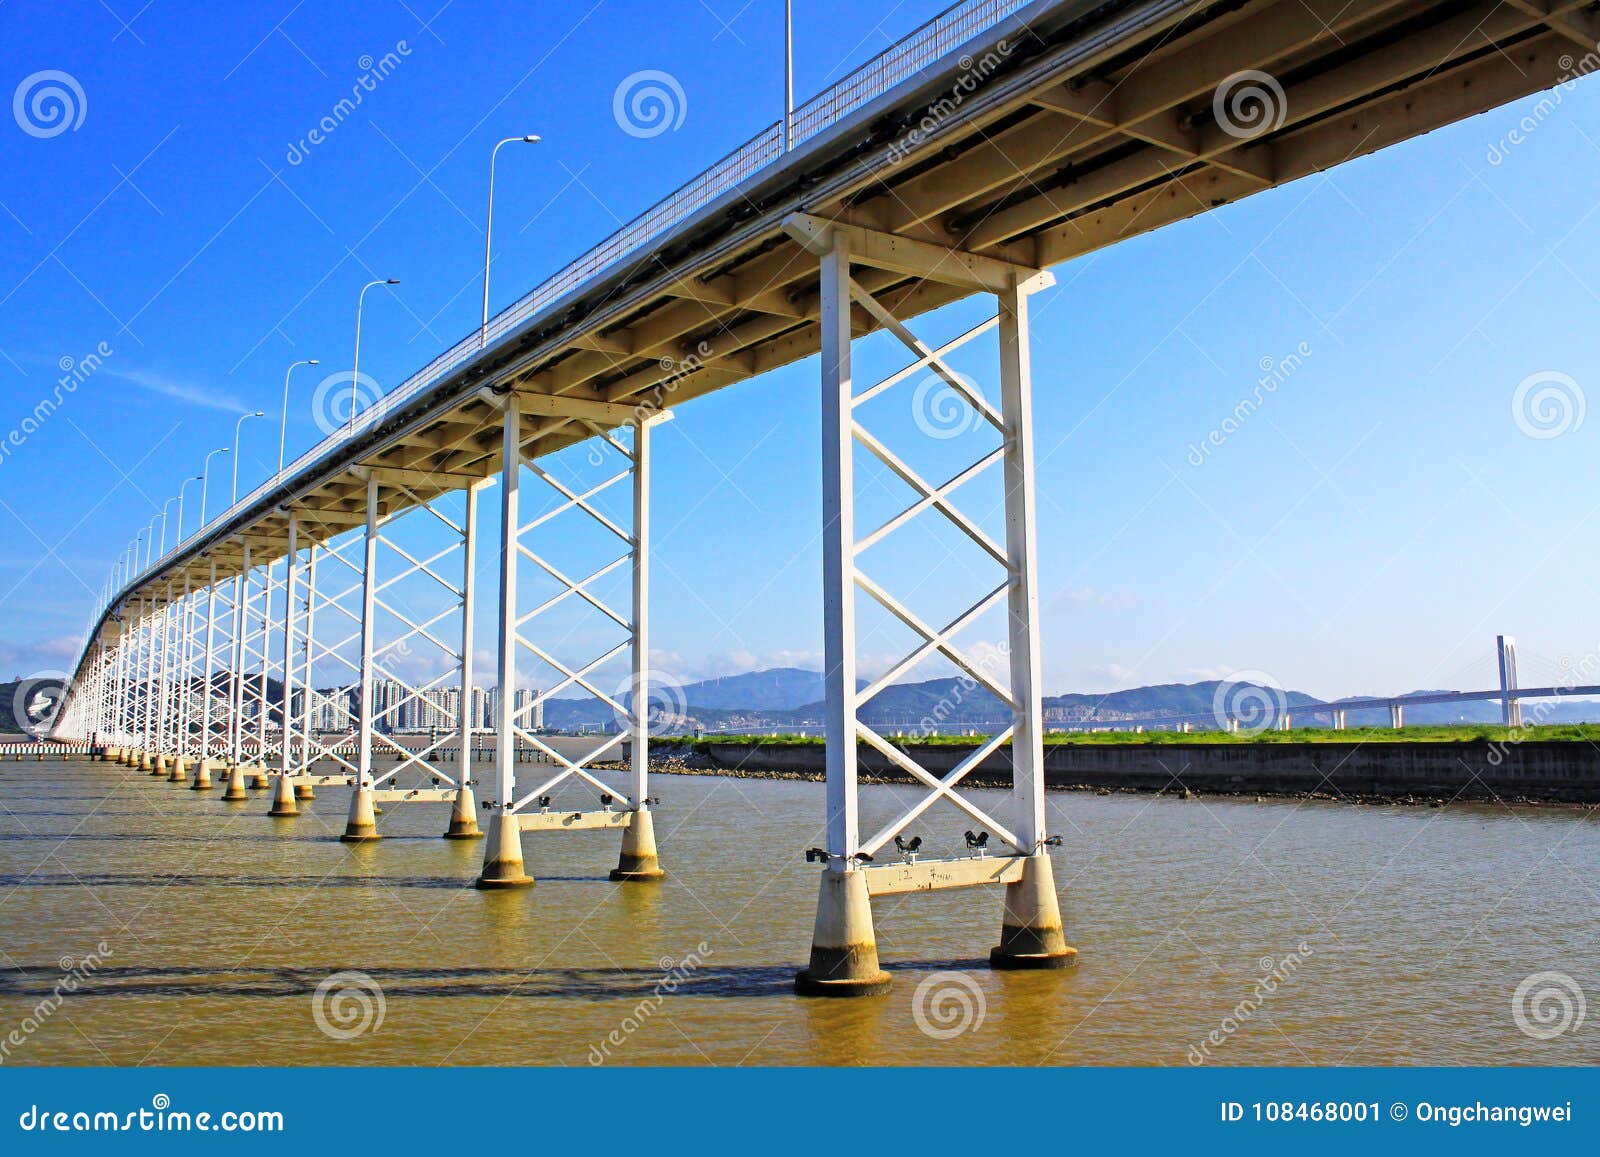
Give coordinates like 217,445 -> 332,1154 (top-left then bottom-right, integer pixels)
646,744 -> 1597,810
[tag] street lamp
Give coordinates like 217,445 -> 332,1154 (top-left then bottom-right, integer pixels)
176,475 -> 202,545
482,135 -> 540,347
199,447 -> 230,530
350,279 -> 399,430
158,498 -> 179,557
783,1 -> 794,152
232,411 -> 264,505
277,360 -> 319,477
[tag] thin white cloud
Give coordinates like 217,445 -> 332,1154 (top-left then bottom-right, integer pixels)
110,369 -> 248,413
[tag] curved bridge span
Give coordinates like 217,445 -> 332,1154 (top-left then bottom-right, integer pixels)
53,0 -> 1593,994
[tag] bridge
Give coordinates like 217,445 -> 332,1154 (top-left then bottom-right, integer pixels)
47,0 -> 1593,996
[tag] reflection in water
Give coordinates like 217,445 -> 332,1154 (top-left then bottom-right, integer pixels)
1,761 -> 1596,1066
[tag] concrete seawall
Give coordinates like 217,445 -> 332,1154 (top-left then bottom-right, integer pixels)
679,740 -> 1600,804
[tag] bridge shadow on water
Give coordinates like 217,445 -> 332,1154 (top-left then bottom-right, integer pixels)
0,956 -> 997,1002
0,962 -> 804,1000
0,871 -> 617,889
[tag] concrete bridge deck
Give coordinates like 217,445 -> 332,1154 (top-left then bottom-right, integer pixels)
73,0 -> 1589,646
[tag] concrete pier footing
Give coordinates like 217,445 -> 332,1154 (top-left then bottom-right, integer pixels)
168,755 -> 189,783
341,787 -> 380,842
989,853 -> 1077,970
152,753 -> 169,777
609,808 -> 665,881
794,868 -> 892,997
221,762 -> 249,801
141,750 -> 156,773
443,785 -> 482,839
190,758 -> 215,790
267,774 -> 299,817
293,779 -> 316,800
475,814 -> 533,889
247,767 -> 270,789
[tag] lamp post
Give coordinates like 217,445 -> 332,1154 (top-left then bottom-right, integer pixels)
783,1 -> 794,151
158,498 -> 179,557
199,447 -> 230,531
277,360 -> 319,478
482,135 -> 540,348
350,279 -> 399,430
231,410 -> 264,506
176,475 -> 202,545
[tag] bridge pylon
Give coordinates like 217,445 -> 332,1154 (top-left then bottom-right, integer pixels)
786,216 -> 1076,996
475,394 -> 667,888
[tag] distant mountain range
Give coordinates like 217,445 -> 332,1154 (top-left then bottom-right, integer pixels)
10,668 -> 1599,737
541,667 -> 1600,732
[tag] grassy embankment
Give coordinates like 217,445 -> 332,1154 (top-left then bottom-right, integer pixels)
683,723 -> 1600,749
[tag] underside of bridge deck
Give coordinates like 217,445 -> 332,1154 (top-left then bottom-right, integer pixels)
91,0 -> 1589,614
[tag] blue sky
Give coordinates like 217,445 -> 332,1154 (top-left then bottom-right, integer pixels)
2,0 -> 1599,702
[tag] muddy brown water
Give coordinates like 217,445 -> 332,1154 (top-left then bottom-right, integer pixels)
0,759 -> 1595,1065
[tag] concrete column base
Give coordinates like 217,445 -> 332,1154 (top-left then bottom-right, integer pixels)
152,753 -> 169,777
267,774 -> 299,817
247,767 -> 270,789
221,763 -> 249,801
475,813 -> 533,889
989,853 -> 1078,970
168,755 -> 189,783
443,785 -> 482,839
341,786 -> 380,842
293,779 -> 316,800
795,868 -> 892,997
609,808 -> 665,881
190,759 -> 215,790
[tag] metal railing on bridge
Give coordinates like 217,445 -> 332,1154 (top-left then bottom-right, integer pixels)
111,0 -> 1033,616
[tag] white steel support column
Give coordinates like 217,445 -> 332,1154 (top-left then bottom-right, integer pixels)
446,482 -> 485,840
342,477 -> 381,842
611,414 -> 664,881
193,561 -> 219,789
991,278 -> 1072,971
298,545 -> 318,778
222,561 -> 251,802
278,516 -> 300,784
478,405 -> 532,886
229,558 -> 247,771
795,232 -> 889,998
